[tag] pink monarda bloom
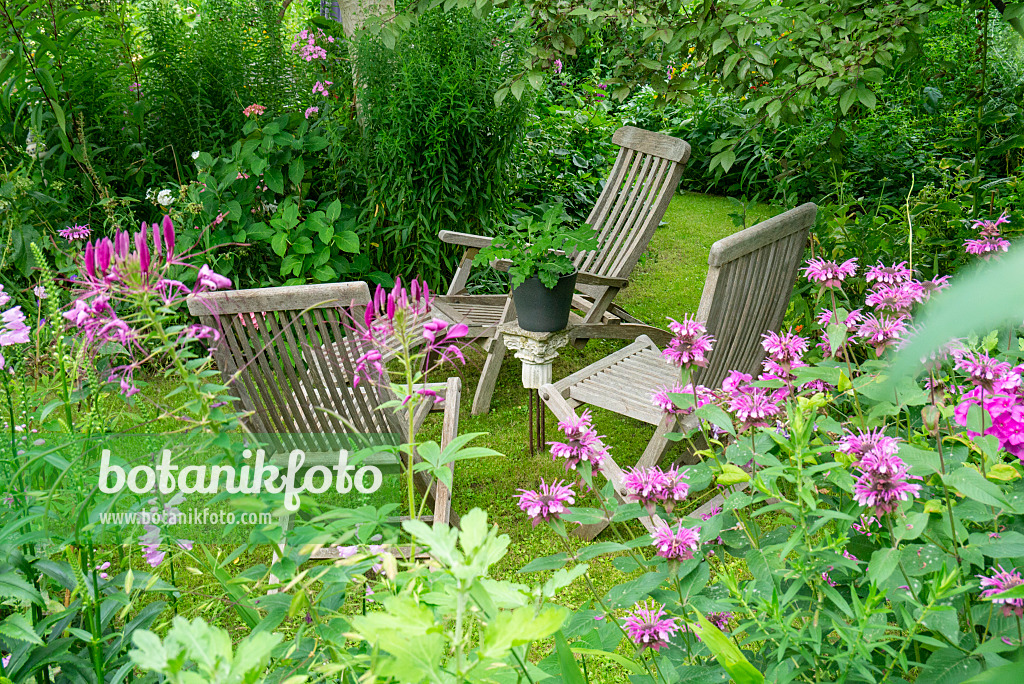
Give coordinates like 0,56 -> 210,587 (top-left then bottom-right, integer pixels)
242,103 -> 266,118
865,282 -> 926,314
663,315 -> 714,368
836,428 -> 900,461
548,409 -> 608,471
622,465 -> 689,514
852,451 -> 921,515
727,385 -> 782,431
803,257 -> 858,288
856,313 -> 907,356
651,382 -> 712,416
955,350 -> 1013,392
978,565 -> 1024,617
761,329 -> 808,368
865,261 -> 912,286
623,600 -> 679,652
651,521 -> 701,561
965,211 -> 1012,259
60,224 -> 91,241
516,479 -> 575,527
953,364 -> 1024,460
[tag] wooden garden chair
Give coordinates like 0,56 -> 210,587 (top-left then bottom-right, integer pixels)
433,126 -> 692,415
538,203 -> 817,540
187,282 -> 461,574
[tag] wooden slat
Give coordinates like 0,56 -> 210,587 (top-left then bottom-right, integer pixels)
612,126 -> 692,163
188,282 -> 371,316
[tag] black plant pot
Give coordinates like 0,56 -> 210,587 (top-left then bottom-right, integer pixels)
513,271 -> 577,332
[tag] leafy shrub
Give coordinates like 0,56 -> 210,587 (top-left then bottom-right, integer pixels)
354,7 -> 529,288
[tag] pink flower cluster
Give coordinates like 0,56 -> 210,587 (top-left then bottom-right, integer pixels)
63,217 -> 231,396
722,370 -> 782,431
59,224 -> 91,241
843,428 -> 921,515
663,316 -> 714,368
651,521 -> 701,561
964,212 -> 1011,259
312,81 -> 333,97
516,478 -> 575,527
0,285 -> 29,370
650,382 -> 712,417
952,354 -> 1024,460
242,103 -> 266,118
978,565 -> 1024,617
290,27 -> 334,62
804,257 -> 858,289
621,465 -> 690,514
623,601 -> 679,652
549,409 -> 608,471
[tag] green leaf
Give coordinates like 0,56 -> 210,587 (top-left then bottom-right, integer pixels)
945,467 -> 1008,508
692,611 -> 764,684
0,612 -> 43,645
479,607 -> 567,661
867,548 -> 900,585
916,646 -> 981,684
334,230 -> 360,253
570,647 -> 646,675
264,166 -> 284,194
554,631 -> 586,684
0,572 -> 42,604
718,463 -> 750,486
519,553 -> 568,573
270,232 -> 288,257
710,149 -> 736,173
839,88 -> 857,114
288,156 -> 305,187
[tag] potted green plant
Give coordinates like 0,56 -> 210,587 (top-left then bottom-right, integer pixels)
475,203 -> 599,332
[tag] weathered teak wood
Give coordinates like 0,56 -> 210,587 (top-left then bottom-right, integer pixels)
538,203 -> 817,540
188,282 -> 464,581
434,126 -> 692,414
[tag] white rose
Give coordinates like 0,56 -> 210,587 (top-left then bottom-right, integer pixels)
156,189 -> 176,206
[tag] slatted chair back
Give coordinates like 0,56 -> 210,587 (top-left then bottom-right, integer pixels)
186,283 -> 404,457
572,127 -> 691,292
693,202 -> 817,390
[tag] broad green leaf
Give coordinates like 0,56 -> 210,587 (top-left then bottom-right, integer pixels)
519,553 -> 568,573
478,607 -> 566,661
0,612 -> 43,645
867,548 -> 900,585
0,572 -> 42,604
692,611 -> 764,684
554,631 -> 586,684
718,463 -> 750,486
945,467 -> 1008,508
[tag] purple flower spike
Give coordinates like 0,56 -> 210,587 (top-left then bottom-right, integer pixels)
162,215 -> 175,259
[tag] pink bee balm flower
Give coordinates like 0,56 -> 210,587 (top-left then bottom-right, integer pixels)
727,386 -> 782,431
856,313 -> 907,356
803,257 -> 858,288
549,409 -> 607,470
761,329 -> 808,367
650,382 -> 712,416
955,350 -> 1012,392
978,565 -> 1024,617
865,261 -> 912,285
852,451 -> 921,515
965,236 -> 1011,257
60,224 -> 91,241
663,315 -> 715,368
865,282 -> 926,314
623,601 -> 679,652
836,428 -> 900,461
622,465 -> 690,514
516,479 -> 575,526
651,522 -> 701,561
242,103 -> 266,117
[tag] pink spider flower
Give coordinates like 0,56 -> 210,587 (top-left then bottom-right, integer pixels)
549,409 -> 608,471
856,313 -> 908,356
516,479 -> 575,526
651,522 -> 701,562
865,261 -> 912,285
623,601 -> 679,652
804,257 -> 858,288
663,315 -> 715,368
978,565 -> 1024,617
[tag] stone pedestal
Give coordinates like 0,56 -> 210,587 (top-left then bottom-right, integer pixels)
497,323 -> 574,454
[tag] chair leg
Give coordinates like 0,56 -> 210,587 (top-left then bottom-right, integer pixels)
472,334 -> 506,415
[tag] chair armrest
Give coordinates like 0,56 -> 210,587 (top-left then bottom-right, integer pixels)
438,230 -> 493,250
575,272 -> 628,288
